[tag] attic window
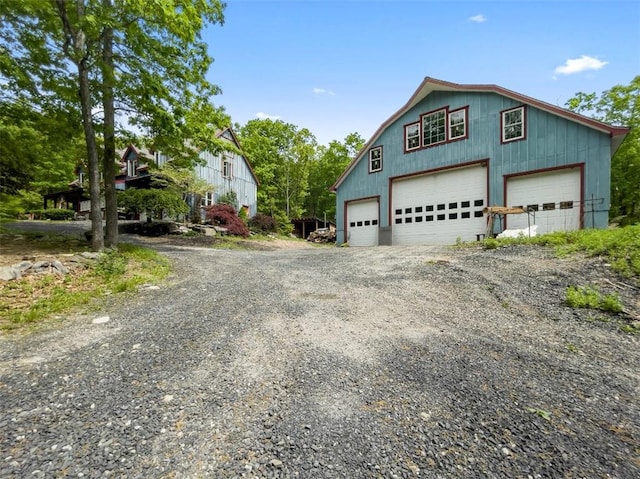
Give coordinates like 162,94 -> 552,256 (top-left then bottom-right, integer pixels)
222,155 -> 232,178
422,109 -> 446,146
502,106 -> 526,143
404,122 -> 420,151
369,146 -> 382,173
449,107 -> 467,140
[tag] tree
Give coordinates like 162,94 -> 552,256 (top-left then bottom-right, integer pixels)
566,76 -> 640,223
0,1 -> 229,250
237,119 -> 316,222
305,132 -> 365,220
118,187 -> 188,222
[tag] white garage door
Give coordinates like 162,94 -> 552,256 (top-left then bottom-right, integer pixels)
392,165 -> 487,245
347,199 -> 379,246
506,168 -> 581,234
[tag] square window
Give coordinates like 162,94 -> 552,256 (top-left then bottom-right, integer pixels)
449,202 -> 457,209
437,214 -> 445,221
474,199 -> 484,207
560,201 -> 573,210
350,222 -> 355,227
502,106 -> 525,142
449,213 -> 457,220
461,212 -> 470,219
437,204 -> 445,210
405,207 -> 412,214
406,217 -> 412,223
372,219 -> 378,225
422,109 -> 446,146
426,205 -> 434,212
461,201 -> 470,208
543,203 -> 555,211
426,215 -> 434,221
415,216 -> 423,222
369,147 -> 382,173
357,221 -> 363,226
395,209 -> 402,215
364,220 -> 371,226
405,122 -> 420,151
395,218 -> 402,224
527,204 -> 539,211
415,206 -> 423,213
474,211 -> 483,218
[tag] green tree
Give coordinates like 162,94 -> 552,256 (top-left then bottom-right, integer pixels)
238,119 -> 317,221
1,0 -> 228,250
305,132 -> 365,220
118,187 -> 188,222
566,76 -> 639,223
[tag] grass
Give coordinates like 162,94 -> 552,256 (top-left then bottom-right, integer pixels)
473,225 -> 640,281
0,241 -> 170,331
565,285 -> 623,313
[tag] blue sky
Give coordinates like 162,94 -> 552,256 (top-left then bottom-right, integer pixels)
204,0 -> 640,146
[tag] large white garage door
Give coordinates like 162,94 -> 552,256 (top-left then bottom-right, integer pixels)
392,166 -> 487,245
347,199 -> 379,246
506,168 -> 581,234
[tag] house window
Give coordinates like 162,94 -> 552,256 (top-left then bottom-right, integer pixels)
369,146 -> 382,173
127,158 -> 137,177
405,122 -> 420,151
422,109 -> 446,146
449,108 -> 467,140
222,156 -> 232,178
502,106 -> 525,143
201,191 -> 214,207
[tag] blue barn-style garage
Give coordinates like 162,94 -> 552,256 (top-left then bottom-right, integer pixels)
331,77 -> 628,246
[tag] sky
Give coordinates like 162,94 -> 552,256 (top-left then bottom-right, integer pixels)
203,0 -> 640,146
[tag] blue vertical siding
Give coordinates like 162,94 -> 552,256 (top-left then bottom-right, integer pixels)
335,90 -> 612,243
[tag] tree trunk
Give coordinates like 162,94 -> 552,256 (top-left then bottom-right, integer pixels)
101,9 -> 118,248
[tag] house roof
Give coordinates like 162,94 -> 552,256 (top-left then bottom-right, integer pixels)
331,77 -> 630,192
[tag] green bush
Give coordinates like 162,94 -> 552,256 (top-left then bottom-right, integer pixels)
41,209 -> 75,221
248,213 -> 277,233
565,285 -> 623,313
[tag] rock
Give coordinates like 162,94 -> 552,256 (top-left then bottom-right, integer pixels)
52,261 -> 69,274
92,316 -> 110,324
12,261 -> 33,271
0,266 -> 21,281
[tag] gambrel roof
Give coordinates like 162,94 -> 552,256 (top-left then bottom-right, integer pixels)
331,77 -> 629,191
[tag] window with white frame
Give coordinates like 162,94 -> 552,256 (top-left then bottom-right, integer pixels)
449,108 -> 467,140
222,155 -> 232,178
127,157 -> 137,177
201,191 -> 215,207
422,109 -> 446,146
369,146 -> 382,173
502,106 -> 525,142
405,122 -> 420,151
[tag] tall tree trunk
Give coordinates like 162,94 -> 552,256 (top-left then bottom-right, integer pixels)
78,58 -> 104,251
101,6 -> 118,248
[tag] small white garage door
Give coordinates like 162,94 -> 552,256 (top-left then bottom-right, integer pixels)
392,165 -> 487,245
506,168 -> 581,234
347,199 -> 379,246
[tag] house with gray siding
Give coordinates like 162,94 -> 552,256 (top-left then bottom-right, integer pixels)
331,77 -> 628,246
120,127 -> 259,219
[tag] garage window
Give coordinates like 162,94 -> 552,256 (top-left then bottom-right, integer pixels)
560,201 -> 574,209
369,146 -> 383,173
501,106 -> 526,143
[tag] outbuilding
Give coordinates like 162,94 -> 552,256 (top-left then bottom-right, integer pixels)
331,77 -> 628,246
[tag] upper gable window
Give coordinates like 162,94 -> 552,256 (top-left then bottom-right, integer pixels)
422,109 -> 446,146
404,122 -> 420,151
222,155 -> 232,178
369,146 -> 382,173
502,106 -> 525,143
449,107 -> 467,140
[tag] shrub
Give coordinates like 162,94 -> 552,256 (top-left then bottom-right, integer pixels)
248,213 -> 277,233
565,285 -> 623,313
204,204 -> 249,237
41,209 -> 75,221
217,191 -> 238,208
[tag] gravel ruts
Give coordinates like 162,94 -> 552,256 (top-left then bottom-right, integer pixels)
0,231 -> 638,478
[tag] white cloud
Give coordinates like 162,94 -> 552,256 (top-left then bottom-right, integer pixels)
255,112 -> 280,120
469,14 -> 486,23
554,55 -> 608,75
312,87 -> 336,96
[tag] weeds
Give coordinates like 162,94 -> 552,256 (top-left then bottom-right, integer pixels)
565,285 -> 623,313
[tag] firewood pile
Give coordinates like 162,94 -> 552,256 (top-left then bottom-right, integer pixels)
307,228 -> 336,243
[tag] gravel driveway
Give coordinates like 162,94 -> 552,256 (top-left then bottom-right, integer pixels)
0,235 -> 638,478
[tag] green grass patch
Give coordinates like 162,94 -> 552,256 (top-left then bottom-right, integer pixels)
475,225 -> 640,280
1,242 -> 170,330
565,285 -> 623,313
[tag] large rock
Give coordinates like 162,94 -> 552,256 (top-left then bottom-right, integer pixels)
0,266 -> 21,281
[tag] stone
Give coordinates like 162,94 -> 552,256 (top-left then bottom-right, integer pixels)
52,261 -> 69,274
92,316 -> 110,325
12,261 -> 33,271
0,267 -> 21,281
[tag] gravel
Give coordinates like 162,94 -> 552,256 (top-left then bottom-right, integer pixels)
0,233 -> 638,478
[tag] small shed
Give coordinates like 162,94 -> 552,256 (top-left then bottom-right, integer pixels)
291,217 -> 336,239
